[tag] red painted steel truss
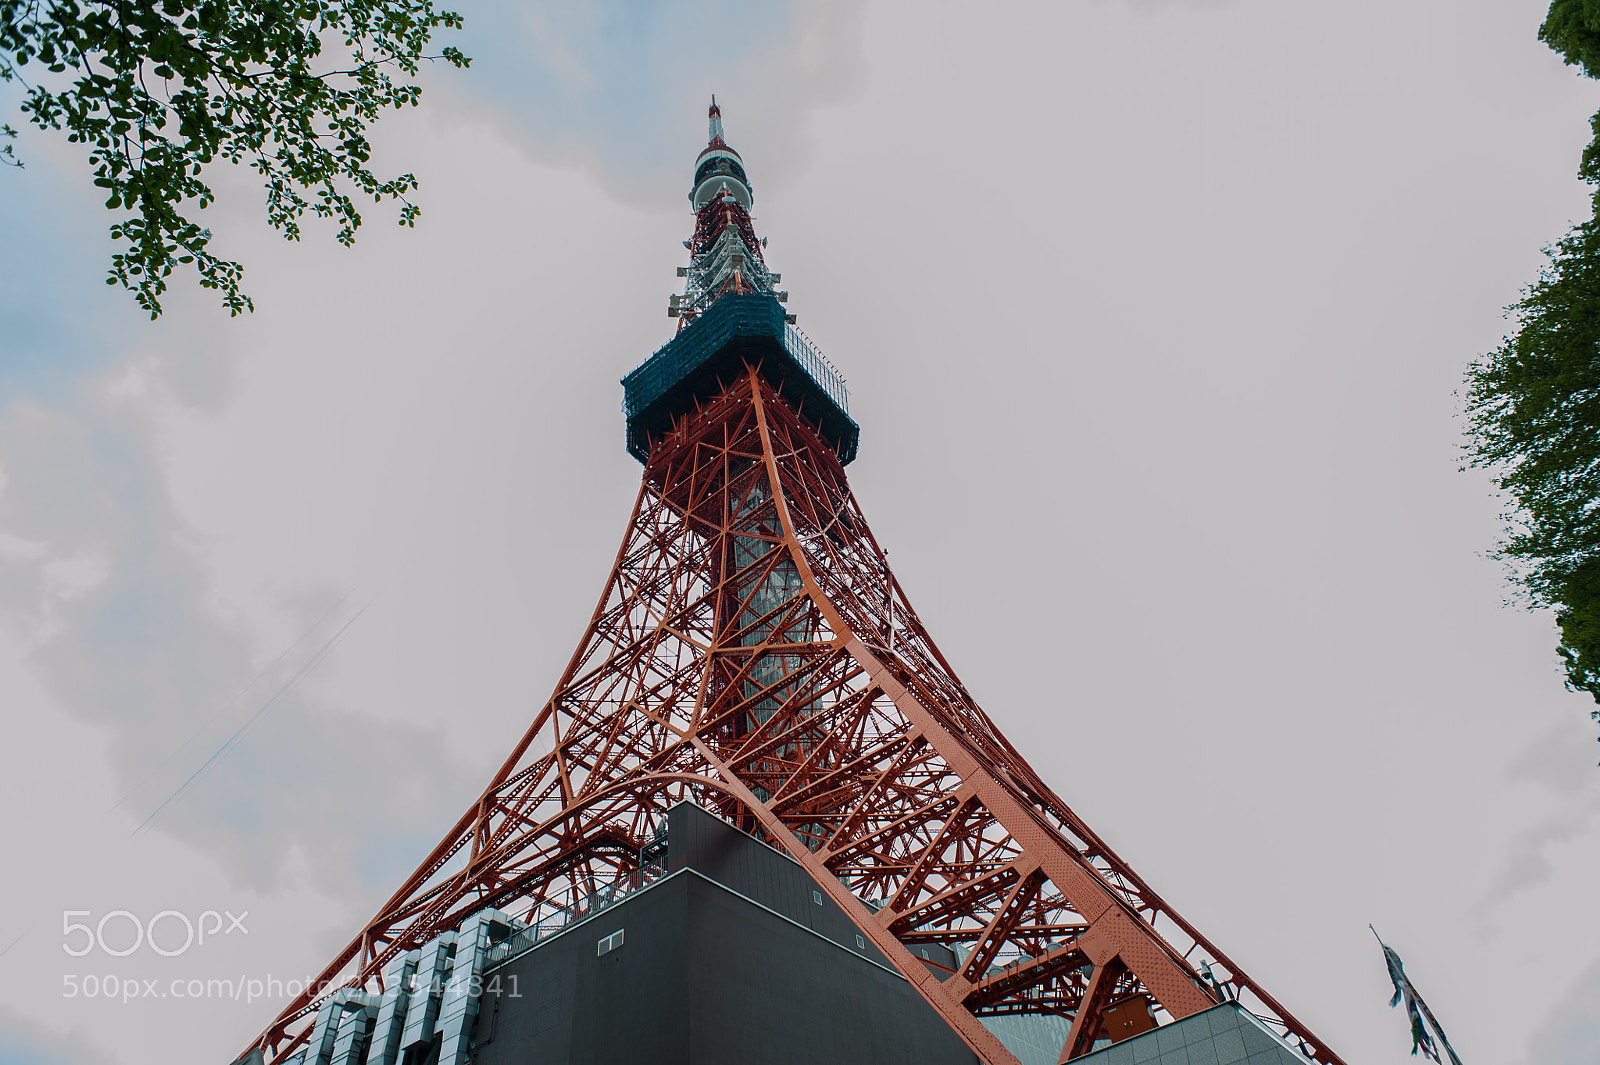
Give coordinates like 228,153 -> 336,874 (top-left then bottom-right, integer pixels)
249,367 -> 1344,1065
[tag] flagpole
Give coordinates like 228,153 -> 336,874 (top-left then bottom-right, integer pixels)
1371,924 -> 1463,1065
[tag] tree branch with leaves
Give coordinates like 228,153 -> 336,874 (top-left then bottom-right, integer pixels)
1,0 -> 469,317
1465,0 -> 1600,741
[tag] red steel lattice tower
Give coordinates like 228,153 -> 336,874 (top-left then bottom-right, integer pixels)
245,102 -> 1346,1065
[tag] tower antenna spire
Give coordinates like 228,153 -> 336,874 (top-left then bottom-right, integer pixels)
708,94 -> 724,144
671,99 -> 787,328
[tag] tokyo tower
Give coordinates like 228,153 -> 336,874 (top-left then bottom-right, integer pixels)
240,101 -> 1345,1065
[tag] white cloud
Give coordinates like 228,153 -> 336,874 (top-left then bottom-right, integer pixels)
1524,960 -> 1600,1065
0,1003 -> 112,1065
428,0 -> 868,204
40,552 -> 109,603
0,533 -> 48,563
0,370 -> 480,895
1475,716 -> 1600,913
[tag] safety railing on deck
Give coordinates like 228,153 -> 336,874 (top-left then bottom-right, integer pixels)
782,323 -> 849,415
622,294 -> 849,420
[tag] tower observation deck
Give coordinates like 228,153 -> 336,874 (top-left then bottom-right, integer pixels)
237,101 -> 1346,1065
623,99 -> 858,464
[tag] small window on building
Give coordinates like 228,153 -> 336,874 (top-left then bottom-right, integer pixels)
920,948 -> 930,960
812,890 -> 823,906
597,929 -> 625,956
855,935 -> 866,950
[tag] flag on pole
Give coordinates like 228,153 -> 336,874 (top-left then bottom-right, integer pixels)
1371,926 -> 1463,1065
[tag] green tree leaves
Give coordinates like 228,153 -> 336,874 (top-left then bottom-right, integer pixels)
1540,0 -> 1600,81
1,0 -> 469,317
1465,223 -> 1600,706
1464,2 -> 1600,723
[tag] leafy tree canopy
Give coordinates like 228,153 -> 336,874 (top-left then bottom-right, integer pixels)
1465,0 -> 1600,729
1,0 -> 468,317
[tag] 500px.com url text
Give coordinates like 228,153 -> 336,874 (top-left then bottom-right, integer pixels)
62,974 -> 331,1004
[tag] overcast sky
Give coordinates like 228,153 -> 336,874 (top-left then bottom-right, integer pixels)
2,1 -> 1599,1063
